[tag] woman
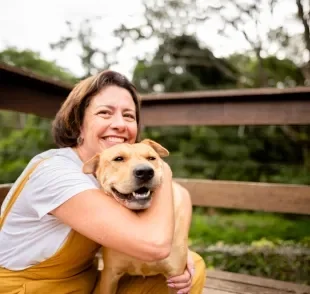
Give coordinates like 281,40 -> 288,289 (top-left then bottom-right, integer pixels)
0,70 -> 206,293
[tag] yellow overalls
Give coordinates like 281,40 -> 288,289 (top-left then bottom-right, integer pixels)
0,160 -> 206,293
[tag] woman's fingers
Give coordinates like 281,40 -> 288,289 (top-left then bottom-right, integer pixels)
167,268 -> 192,293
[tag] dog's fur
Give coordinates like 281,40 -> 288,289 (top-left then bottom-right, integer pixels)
83,139 -> 190,294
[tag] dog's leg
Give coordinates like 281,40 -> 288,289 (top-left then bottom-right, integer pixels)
99,268 -> 122,294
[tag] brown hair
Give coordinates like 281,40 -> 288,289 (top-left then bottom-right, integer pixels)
52,70 -> 141,147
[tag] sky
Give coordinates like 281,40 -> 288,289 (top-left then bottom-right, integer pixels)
0,0 -> 302,79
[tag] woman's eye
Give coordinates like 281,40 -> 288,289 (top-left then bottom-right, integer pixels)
113,156 -> 124,162
147,157 -> 156,161
98,110 -> 111,116
124,113 -> 136,120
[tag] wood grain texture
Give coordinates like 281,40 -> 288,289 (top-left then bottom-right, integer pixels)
1,63 -> 310,125
205,270 -> 310,294
2,179 -> 310,215
175,178 -> 310,214
140,100 -> 310,126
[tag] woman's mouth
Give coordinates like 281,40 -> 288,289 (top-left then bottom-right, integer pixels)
102,136 -> 126,143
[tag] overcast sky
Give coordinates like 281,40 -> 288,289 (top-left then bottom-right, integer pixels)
0,0 -> 301,78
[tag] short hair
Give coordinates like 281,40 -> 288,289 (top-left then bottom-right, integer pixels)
52,70 -> 141,147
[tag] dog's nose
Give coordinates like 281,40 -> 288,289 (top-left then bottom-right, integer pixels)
134,165 -> 154,181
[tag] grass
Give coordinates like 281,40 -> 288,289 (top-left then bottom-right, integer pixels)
189,209 -> 310,246
189,209 -> 310,284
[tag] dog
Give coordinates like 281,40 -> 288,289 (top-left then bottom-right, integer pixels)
83,139 -> 191,294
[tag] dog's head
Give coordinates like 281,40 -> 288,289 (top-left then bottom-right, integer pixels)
83,139 -> 169,210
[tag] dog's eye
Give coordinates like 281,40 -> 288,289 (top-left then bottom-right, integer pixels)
113,156 -> 124,162
147,157 -> 156,161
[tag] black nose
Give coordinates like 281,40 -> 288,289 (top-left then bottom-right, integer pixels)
134,165 -> 154,181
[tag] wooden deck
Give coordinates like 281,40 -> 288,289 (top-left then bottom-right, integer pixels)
205,270 -> 310,294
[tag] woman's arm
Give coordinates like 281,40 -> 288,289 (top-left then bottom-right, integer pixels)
51,162 -> 174,262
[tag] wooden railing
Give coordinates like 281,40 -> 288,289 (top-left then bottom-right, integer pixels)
1,63 -> 310,293
2,63 -> 310,215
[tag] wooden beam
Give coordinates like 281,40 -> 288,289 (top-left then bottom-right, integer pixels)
0,184 -> 11,207
175,179 -> 310,215
0,63 -> 71,118
141,99 -> 310,126
2,180 -> 310,214
1,64 -> 310,125
204,270 -> 310,294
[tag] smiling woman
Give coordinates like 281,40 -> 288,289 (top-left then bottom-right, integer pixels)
0,70 -> 206,294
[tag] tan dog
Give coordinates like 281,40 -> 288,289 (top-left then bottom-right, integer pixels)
83,139 -> 190,294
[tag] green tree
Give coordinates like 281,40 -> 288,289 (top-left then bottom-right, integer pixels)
133,34 -> 238,93
132,34 -> 309,184
0,47 -> 77,83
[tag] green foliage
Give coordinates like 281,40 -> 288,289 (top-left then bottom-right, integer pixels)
190,211 -> 310,284
142,125 -> 310,184
0,47 -> 77,84
0,113 -> 55,184
228,53 -> 305,87
133,35 -> 237,93
196,242 -> 310,284
189,211 -> 310,246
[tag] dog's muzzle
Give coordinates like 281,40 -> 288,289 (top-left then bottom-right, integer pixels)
111,164 -> 156,210
133,164 -> 154,182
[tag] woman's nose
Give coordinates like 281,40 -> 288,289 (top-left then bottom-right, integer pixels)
110,114 -> 126,131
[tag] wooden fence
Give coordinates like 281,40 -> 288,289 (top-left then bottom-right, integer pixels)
1,63 -> 310,215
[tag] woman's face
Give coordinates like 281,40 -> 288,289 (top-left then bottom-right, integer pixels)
78,85 -> 138,161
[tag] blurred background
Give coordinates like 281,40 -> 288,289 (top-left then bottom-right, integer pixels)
0,0 -> 309,285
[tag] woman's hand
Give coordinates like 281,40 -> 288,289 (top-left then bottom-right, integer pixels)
162,160 -> 173,180
166,250 -> 195,293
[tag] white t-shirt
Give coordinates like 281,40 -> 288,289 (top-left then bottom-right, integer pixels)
0,147 -> 100,270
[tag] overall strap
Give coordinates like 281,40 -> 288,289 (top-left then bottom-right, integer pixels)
0,159 -> 47,230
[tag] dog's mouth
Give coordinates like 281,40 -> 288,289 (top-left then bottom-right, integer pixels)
111,186 -> 152,206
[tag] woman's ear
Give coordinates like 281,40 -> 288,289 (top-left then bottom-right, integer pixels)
83,154 -> 100,174
140,139 -> 169,157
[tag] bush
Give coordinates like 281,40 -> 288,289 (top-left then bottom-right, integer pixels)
192,241 -> 310,285
189,211 -> 310,284
189,211 -> 310,245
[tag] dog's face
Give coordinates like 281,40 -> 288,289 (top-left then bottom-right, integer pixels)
83,139 -> 169,210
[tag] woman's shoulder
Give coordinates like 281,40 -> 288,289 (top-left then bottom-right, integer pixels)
29,147 -> 91,181
32,147 -> 81,165
24,147 -> 83,174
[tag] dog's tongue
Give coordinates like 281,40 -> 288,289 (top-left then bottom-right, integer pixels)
132,187 -> 150,199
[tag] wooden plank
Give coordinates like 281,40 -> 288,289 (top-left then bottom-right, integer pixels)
1,179 -> 310,214
206,270 -> 310,293
203,289 -> 233,294
141,99 -> 310,126
142,86 -> 310,101
0,84 -> 66,119
206,275 -> 303,294
0,184 -> 11,207
0,63 -> 70,118
1,63 -> 310,125
175,178 -> 310,214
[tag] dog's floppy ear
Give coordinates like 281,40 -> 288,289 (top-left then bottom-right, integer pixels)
140,139 -> 169,157
83,154 -> 100,174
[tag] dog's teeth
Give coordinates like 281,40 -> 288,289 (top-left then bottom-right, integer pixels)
133,190 -> 150,199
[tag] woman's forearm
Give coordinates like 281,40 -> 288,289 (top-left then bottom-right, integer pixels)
137,162 -> 175,257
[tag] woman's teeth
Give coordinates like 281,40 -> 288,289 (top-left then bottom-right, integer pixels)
104,137 -> 125,143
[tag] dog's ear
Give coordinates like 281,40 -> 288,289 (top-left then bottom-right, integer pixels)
83,154 -> 100,174
140,139 -> 169,157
